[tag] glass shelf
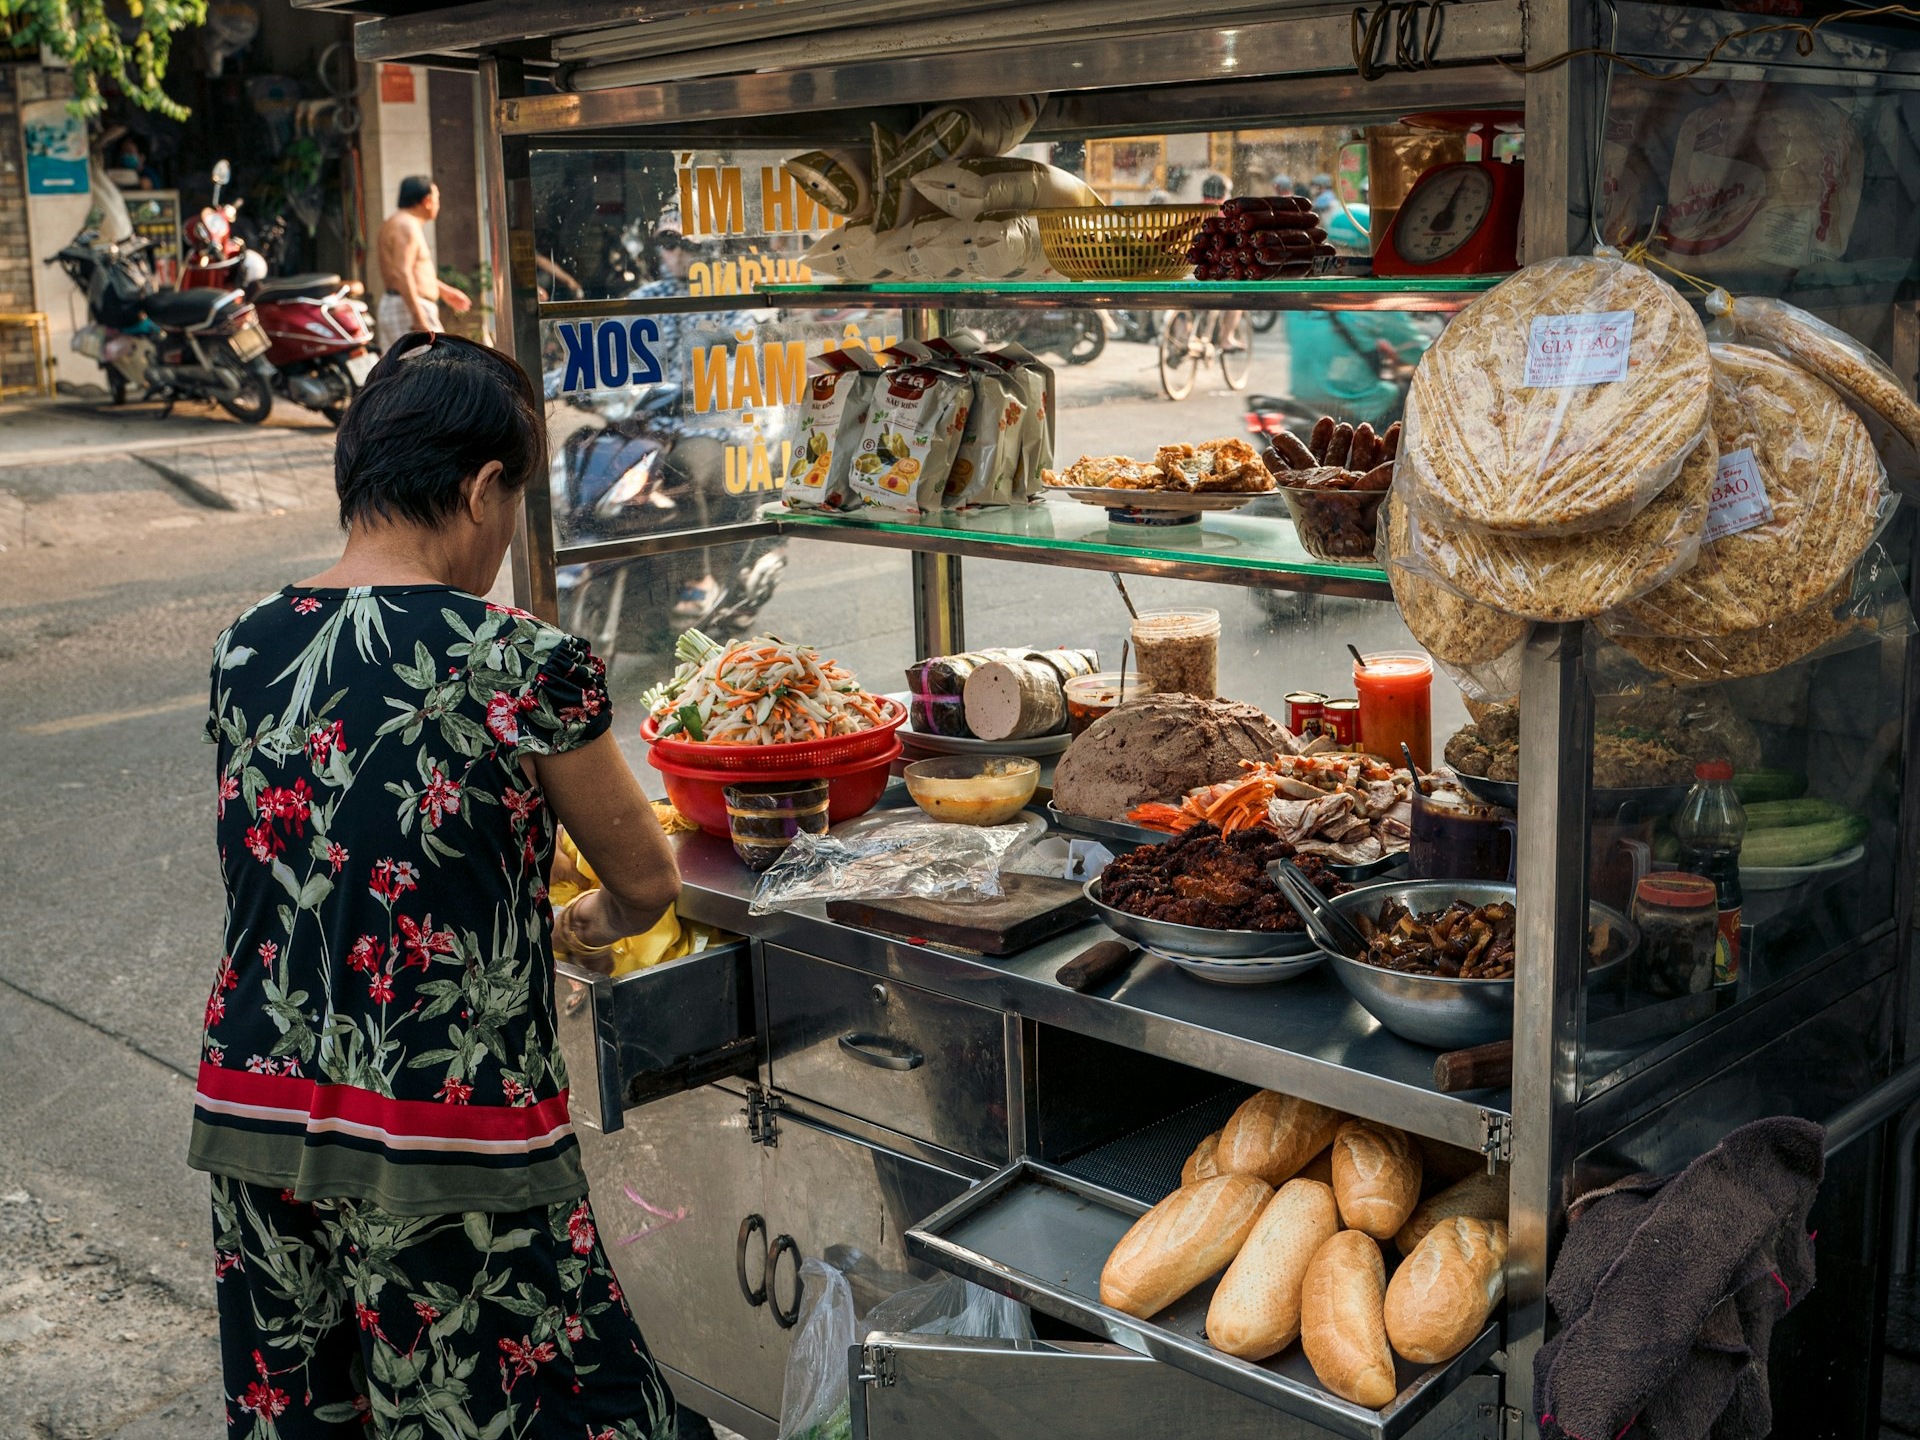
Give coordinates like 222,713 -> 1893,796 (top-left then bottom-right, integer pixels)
757,276 -> 1503,312
769,498 -> 1394,595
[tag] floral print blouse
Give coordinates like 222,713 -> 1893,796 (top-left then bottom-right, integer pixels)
193,585 -> 612,1214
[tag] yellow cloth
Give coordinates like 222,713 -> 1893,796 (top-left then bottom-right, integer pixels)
552,831 -> 719,977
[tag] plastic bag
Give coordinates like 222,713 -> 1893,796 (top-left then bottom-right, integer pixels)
1610,344 -> 1892,637
776,1260 -> 856,1440
784,347 -> 884,512
912,156 -> 1102,220
1708,289 -> 1920,490
865,1274 -> 1035,1342
749,820 -> 1031,914
1381,492 -> 1530,667
1598,542 -> 1915,685
786,149 -> 872,220
849,343 -> 971,514
1399,254 -> 1712,536
1433,633 -> 1528,708
1395,432 -> 1714,622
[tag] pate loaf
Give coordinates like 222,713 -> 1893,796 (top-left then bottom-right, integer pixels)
1052,694 -> 1289,823
1402,256 -> 1711,535
1099,1174 -> 1273,1319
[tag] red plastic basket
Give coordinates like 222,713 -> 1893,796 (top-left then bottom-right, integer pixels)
648,741 -> 902,837
640,696 -> 907,772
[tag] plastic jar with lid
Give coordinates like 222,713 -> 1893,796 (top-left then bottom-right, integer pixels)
1630,873 -> 1718,998
1130,608 -> 1220,698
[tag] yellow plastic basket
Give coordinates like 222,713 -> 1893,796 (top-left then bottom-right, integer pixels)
1034,205 -> 1213,282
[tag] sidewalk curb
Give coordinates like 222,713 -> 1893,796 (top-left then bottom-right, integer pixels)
130,454 -> 238,512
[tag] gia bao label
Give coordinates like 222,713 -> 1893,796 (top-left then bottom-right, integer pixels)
1705,446 -> 1775,543
1523,310 -> 1636,387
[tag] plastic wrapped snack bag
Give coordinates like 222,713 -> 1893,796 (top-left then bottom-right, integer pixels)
912,156 -> 1103,220
1394,433 -> 1714,621
803,223 -> 883,281
1381,492 -> 1530,666
784,346 -> 884,512
868,98 -> 1041,233
785,149 -> 872,220
1708,289 -> 1920,491
1610,344 -> 1893,638
845,342 -> 971,514
1400,253 -> 1711,536
927,337 -> 1022,508
903,214 -> 971,280
985,342 -> 1054,500
950,211 -> 1053,280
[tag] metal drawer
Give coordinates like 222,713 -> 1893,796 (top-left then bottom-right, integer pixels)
557,939 -> 756,1132
907,1159 -> 1499,1440
764,945 -> 1009,1164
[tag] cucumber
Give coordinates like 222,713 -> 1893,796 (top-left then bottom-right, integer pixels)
1733,770 -> 1806,804
1742,797 -> 1850,830
1739,814 -> 1867,869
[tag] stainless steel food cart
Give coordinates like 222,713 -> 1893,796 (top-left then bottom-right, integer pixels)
331,2 -> 1920,1432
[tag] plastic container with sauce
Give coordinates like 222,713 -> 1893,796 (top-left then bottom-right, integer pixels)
1353,650 -> 1433,768
1064,672 -> 1150,736
1131,608 -> 1220,698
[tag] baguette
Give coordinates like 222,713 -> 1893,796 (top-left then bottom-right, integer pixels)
1099,1174 -> 1272,1319
1415,1134 -> 1487,1194
1383,1217 -> 1509,1365
1206,1179 -> 1341,1360
1297,1145 -> 1334,1187
1331,1120 -> 1423,1239
1301,1230 -> 1399,1409
1182,1131 -> 1222,1186
1215,1091 -> 1346,1186
1395,1169 -> 1508,1255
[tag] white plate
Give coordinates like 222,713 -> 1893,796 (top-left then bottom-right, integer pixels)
1739,844 -> 1865,892
1047,486 -> 1264,513
883,692 -> 1074,757
1144,944 -> 1324,986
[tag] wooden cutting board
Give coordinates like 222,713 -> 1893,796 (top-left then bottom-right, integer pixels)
827,874 -> 1092,955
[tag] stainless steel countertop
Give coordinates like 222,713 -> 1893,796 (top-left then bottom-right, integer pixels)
669,828 -> 1508,1151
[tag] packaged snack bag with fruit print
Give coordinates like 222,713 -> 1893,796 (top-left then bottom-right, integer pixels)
785,345 -> 884,511
850,342 -> 970,514
926,336 -> 1021,509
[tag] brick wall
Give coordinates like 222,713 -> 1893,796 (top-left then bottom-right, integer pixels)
0,67 -> 35,380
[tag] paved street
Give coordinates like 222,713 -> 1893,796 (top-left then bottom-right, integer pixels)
0,334 -> 1456,1438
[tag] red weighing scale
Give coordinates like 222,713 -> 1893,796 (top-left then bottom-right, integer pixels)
1373,110 -> 1524,278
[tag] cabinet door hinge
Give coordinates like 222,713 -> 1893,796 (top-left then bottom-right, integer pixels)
856,1343 -> 896,1388
1479,1402 -> 1523,1439
1480,1110 -> 1512,1172
743,1084 -> 784,1147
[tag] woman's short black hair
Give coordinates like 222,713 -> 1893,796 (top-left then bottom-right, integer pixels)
334,333 -> 546,530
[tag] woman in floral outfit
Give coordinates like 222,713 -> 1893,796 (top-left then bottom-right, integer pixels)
196,331 -> 683,1439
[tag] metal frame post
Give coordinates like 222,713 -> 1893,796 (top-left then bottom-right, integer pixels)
908,307 -> 964,658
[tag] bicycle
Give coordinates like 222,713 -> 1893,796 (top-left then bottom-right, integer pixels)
1157,309 -> 1254,400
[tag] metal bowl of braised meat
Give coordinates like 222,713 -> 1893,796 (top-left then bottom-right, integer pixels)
1084,821 -> 1341,960
1320,880 -> 1637,1049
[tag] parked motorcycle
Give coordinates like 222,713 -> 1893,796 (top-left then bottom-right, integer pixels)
951,307 -> 1105,366
551,382 -> 788,667
51,231 -> 277,423
183,162 -> 376,424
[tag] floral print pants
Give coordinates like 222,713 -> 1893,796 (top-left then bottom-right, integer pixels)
211,1175 -> 676,1440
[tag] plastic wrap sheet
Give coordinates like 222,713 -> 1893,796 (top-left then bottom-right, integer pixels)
1381,492 -> 1530,668
776,1260 -> 856,1440
1396,433 -> 1714,622
1400,255 -> 1711,536
1434,634 -> 1528,708
1598,543 -> 1914,686
1612,344 -> 1892,638
1709,290 -> 1920,492
748,819 -> 1029,914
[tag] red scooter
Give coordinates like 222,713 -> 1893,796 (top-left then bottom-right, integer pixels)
183,161 -> 376,424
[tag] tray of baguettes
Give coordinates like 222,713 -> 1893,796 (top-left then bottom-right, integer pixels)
906,1090 -> 1505,1440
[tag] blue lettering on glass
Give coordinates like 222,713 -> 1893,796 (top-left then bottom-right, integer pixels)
629,319 -> 662,384
559,323 -> 595,393
596,321 -> 630,389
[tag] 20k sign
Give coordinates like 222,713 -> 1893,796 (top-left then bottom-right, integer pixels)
1523,311 -> 1636,388
555,319 -> 664,395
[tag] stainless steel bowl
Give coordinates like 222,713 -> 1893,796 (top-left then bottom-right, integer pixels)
1084,877 -> 1320,960
1319,880 -> 1638,1049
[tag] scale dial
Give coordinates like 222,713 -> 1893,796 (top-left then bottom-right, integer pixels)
1392,164 -> 1495,266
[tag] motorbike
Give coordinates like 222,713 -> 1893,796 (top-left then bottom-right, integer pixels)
51,231 -> 277,423
950,307 -> 1106,365
183,162 -> 376,425
550,381 -> 788,667
1103,309 -> 1159,344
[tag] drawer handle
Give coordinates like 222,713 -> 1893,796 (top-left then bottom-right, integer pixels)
736,1213 -> 768,1307
768,1233 -> 803,1329
839,1032 -> 924,1071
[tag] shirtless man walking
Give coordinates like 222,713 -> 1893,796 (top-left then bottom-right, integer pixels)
376,175 -> 471,350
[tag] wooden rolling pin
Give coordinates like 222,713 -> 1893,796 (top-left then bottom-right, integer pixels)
1433,1040 -> 1513,1093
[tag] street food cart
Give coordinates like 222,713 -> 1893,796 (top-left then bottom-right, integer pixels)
335,2 -> 1920,1433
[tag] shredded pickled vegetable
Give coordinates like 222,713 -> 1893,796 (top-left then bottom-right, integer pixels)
646,629 -> 887,744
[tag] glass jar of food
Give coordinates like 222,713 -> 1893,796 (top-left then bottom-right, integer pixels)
1630,873 -> 1718,998
1130,608 -> 1220,698
1063,672 -> 1150,735
1353,651 -> 1433,769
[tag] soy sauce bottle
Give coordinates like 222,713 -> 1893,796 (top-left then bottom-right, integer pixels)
1673,759 -> 1746,991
